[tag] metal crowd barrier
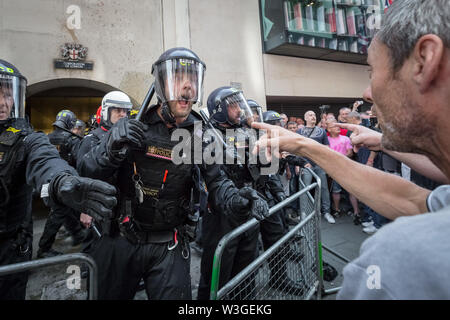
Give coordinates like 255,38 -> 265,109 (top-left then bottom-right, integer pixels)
209,168 -> 323,300
298,169 -> 352,296
0,253 -> 98,300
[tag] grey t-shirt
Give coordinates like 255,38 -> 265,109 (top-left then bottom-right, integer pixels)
296,126 -> 329,167
337,185 -> 450,299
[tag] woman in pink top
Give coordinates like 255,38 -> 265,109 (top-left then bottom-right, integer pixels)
327,120 -> 361,220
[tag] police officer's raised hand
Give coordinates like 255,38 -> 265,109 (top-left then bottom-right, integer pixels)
50,173 -> 117,222
238,187 -> 270,221
107,118 -> 147,161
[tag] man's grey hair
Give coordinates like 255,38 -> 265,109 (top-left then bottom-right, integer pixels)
347,111 -> 361,120
377,0 -> 450,71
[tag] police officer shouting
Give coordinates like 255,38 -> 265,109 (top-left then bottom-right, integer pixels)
77,48 -> 267,300
0,59 -> 117,300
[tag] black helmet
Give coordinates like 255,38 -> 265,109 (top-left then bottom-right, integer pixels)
207,86 -> 254,128
151,48 -> 206,125
53,109 -> 77,130
0,59 -> 27,121
74,119 -> 86,129
152,47 -> 206,107
263,111 -> 282,126
247,99 -> 263,123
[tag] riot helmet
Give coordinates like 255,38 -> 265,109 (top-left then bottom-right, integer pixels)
247,99 -> 264,123
101,91 -> 133,127
207,86 -> 254,128
152,47 -> 206,124
0,59 -> 27,121
72,119 -> 86,136
53,109 -> 77,130
263,111 -> 283,127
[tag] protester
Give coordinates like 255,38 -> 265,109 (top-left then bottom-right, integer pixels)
252,0 -> 450,299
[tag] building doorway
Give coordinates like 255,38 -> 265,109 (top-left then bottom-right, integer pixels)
26,78 -> 138,134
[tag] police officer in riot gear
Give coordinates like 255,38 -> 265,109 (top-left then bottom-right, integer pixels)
48,109 -> 80,167
77,48 -> 266,300
72,119 -> 86,137
37,110 -> 88,258
197,92 -> 305,298
247,99 -> 263,123
197,87 -> 266,300
0,59 -> 117,299
77,92 -> 132,171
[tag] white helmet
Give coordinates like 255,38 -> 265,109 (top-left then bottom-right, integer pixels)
101,91 -> 133,126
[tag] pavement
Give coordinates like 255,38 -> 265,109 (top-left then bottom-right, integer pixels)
25,198 -> 371,300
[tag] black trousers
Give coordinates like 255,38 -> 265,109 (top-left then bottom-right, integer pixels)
197,212 -> 259,300
0,232 -> 32,300
38,207 -> 82,251
85,234 -> 191,300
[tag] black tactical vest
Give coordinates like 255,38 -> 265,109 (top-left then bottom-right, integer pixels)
0,119 -> 33,235
48,129 -> 72,162
126,112 -> 196,232
216,126 -> 261,188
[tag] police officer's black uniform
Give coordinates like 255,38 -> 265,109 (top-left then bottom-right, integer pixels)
77,48 -> 266,300
0,59 -> 117,299
197,91 -> 304,299
197,87 -> 276,300
37,110 -> 86,257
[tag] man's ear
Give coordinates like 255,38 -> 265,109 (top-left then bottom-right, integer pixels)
412,34 -> 445,94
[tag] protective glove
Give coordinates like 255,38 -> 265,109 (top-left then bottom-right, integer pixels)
107,118 -> 147,162
237,187 -> 270,221
285,155 -> 306,167
274,192 -> 286,203
49,173 -> 117,222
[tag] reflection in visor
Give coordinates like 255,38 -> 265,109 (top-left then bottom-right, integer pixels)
153,58 -> 205,106
224,93 -> 254,127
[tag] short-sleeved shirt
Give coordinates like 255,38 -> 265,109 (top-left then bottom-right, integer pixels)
337,185 -> 450,299
328,135 -> 352,156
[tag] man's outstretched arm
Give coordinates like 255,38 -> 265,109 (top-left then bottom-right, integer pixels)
251,122 -> 431,220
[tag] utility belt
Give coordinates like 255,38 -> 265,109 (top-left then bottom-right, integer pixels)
119,216 -> 190,259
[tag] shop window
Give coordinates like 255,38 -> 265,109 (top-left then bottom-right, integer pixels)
261,0 -> 389,64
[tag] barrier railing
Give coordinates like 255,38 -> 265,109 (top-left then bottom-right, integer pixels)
209,168 -> 322,300
0,253 -> 98,300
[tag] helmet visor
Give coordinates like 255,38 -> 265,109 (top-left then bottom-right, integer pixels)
153,58 -> 205,106
103,99 -> 133,110
0,74 -> 26,120
249,106 -> 263,123
224,93 -> 254,127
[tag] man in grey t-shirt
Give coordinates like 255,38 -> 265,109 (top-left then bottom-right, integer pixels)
252,0 -> 450,299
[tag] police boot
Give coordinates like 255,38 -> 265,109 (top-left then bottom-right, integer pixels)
37,248 -> 64,259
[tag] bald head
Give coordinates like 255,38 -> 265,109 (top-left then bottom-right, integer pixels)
304,110 -> 317,127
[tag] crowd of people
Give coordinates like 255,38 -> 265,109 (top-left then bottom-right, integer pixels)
0,0 -> 449,301
276,105 -> 424,234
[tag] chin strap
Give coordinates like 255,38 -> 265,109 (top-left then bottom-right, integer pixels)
161,103 -> 177,126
